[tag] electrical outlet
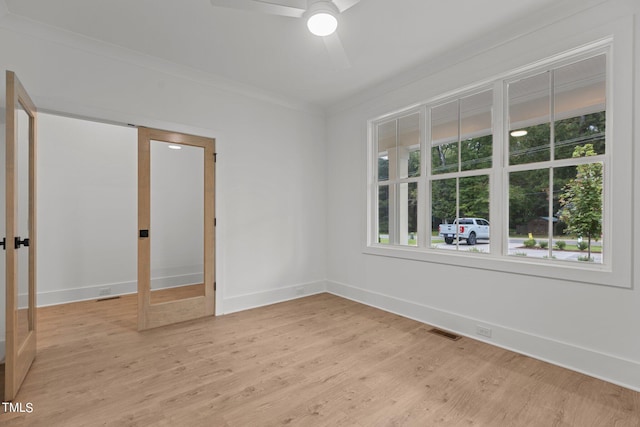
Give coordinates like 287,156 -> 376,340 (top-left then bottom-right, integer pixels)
476,325 -> 492,338
98,287 -> 112,297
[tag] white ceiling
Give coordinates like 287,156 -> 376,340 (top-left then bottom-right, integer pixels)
2,0 -> 591,109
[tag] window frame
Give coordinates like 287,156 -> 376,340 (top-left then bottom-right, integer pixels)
365,39 -> 631,288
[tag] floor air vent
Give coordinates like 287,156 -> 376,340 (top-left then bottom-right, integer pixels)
428,328 -> 462,341
97,296 -> 121,302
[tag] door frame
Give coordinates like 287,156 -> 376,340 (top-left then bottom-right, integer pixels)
137,127 -> 215,331
5,70 -> 37,401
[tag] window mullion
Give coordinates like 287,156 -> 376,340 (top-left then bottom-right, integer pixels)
550,70 -> 556,162
492,80 -> 505,257
456,100 -> 461,249
420,106 -> 429,248
548,167 -> 554,258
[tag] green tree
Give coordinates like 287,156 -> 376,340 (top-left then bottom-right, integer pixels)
378,186 -> 389,235
431,178 -> 456,230
559,144 -> 603,258
509,168 -> 549,231
459,175 -> 489,219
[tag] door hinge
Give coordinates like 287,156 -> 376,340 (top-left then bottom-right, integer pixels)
214,282 -> 217,291
0,237 -> 5,250
214,218 -> 217,226
214,152 -> 217,162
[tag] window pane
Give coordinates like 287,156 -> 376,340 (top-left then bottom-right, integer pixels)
431,100 -> 459,175
398,113 -> 421,178
378,153 -> 389,181
377,120 -> 396,180
408,149 -> 420,178
555,112 -> 605,160
554,165 -> 576,254
399,182 -> 418,246
459,175 -> 490,253
431,178 -> 456,247
461,91 -> 493,171
508,169 -> 550,256
556,160 -> 603,263
554,55 -> 606,160
378,185 -> 390,244
509,72 -> 551,165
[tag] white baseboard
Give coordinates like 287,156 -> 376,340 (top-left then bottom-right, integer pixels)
33,273 -> 204,307
221,280 -> 327,314
326,280 -> 640,392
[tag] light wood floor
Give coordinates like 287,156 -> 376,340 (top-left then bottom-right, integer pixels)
0,292 -> 638,426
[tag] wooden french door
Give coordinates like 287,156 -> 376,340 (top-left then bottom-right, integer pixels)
137,127 -> 215,331
4,71 -> 37,400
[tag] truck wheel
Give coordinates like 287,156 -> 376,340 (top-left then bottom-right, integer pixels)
467,232 -> 476,245
445,237 -> 454,245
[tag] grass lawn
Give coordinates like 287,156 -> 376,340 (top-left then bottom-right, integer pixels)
552,244 -> 602,253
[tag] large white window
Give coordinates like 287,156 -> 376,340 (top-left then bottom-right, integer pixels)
368,44 -> 616,283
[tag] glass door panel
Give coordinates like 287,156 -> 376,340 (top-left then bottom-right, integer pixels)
137,128 -> 215,331
149,140 -> 205,304
16,102 -> 32,347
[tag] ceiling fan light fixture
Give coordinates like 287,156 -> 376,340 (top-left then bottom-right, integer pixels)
307,12 -> 337,36
306,1 -> 339,36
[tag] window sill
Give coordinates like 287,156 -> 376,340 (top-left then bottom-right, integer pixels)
363,243 -> 630,289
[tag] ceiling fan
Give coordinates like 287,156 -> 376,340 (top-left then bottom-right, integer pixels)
209,0 -> 360,69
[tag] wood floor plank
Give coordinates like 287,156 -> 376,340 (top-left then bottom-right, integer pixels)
1,292 -> 638,426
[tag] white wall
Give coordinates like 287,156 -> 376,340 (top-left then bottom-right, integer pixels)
326,0 -> 640,391
0,10 -> 327,323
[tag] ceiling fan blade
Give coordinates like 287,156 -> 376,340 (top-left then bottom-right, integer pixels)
210,0 -> 306,18
331,0 -> 360,13
323,32 -> 351,70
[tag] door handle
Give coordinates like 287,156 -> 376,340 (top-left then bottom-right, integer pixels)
15,236 -> 30,249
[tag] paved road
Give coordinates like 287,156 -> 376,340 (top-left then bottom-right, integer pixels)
432,238 -> 602,262
378,234 -> 602,263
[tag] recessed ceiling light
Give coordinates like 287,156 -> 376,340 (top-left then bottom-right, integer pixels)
168,145 -> 182,150
510,130 -> 528,137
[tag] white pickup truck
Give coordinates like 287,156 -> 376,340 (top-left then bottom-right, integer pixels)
438,218 -> 490,245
